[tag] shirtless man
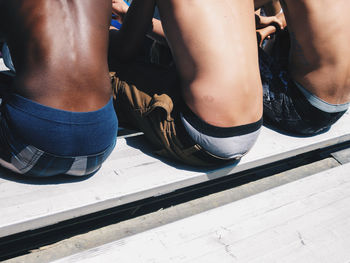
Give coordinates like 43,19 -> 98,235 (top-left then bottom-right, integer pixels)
256,0 -> 350,135
109,0 -> 262,166
0,0 -> 118,177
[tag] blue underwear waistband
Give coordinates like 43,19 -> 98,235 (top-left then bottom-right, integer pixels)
4,94 -> 118,156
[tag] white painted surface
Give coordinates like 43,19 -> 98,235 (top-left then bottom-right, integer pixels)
0,111 -> 349,238
54,163 -> 350,263
1,58 -> 350,238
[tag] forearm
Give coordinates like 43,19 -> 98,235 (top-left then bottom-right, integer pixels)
110,0 -> 156,61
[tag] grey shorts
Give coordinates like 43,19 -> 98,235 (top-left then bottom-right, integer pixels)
180,103 -> 262,160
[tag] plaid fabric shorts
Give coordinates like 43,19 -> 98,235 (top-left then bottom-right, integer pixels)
0,111 -> 116,177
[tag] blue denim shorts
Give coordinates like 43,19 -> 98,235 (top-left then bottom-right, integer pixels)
0,94 -> 117,177
259,30 -> 348,135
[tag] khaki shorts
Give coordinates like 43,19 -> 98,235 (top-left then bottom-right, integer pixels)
110,71 -> 239,167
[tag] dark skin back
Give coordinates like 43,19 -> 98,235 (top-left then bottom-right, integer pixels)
0,0 -> 112,111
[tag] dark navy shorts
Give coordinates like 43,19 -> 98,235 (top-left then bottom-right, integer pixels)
259,30 -> 348,135
0,93 -> 118,177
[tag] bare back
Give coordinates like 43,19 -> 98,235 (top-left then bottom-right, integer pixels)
281,0 -> 350,104
156,0 -> 262,127
0,0 -> 112,111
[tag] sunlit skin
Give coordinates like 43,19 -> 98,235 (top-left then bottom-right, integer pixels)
256,0 -> 350,104
155,0 -> 263,127
110,0 -> 263,128
0,0 -> 112,112
255,11 -> 285,47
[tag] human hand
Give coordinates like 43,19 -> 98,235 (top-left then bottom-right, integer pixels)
112,0 -> 129,23
255,14 -> 284,31
256,25 -> 277,47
